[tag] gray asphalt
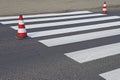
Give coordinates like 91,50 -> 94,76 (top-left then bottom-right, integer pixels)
0,9 -> 120,80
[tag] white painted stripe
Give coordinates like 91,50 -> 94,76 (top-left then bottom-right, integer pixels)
100,68 -> 120,80
65,43 -> 120,63
1,13 -> 105,24
0,16 -> 18,20
28,21 -> 120,38
39,28 -> 120,47
0,11 -> 92,20
11,16 -> 120,30
18,29 -> 26,33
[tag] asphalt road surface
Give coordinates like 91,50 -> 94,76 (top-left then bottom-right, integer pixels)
0,9 -> 120,80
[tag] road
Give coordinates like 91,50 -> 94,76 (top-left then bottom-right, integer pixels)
0,9 -> 120,80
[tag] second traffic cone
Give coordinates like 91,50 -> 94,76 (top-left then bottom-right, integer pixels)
102,1 -> 107,14
17,15 -> 27,38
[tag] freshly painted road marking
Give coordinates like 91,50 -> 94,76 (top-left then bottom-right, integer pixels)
1,13 -> 105,24
65,43 -> 120,63
28,21 -> 120,38
11,16 -> 120,30
100,68 -> 120,80
39,28 -> 120,47
0,11 -> 92,20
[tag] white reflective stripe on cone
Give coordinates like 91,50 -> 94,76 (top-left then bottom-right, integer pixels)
19,20 -> 24,25
103,8 -> 107,11
18,29 -> 26,33
103,4 -> 107,7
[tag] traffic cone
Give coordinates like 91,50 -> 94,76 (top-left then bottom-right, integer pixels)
102,1 -> 107,14
17,15 -> 27,39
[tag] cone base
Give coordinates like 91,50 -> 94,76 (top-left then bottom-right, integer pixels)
17,33 -> 27,38
16,36 -> 31,40
102,11 -> 107,14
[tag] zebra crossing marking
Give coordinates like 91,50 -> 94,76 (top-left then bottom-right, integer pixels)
28,21 -> 120,38
0,11 -> 92,20
39,28 -> 120,47
0,11 -> 120,79
0,11 -> 120,63
11,16 -> 120,30
65,42 -> 120,63
1,13 -> 105,24
99,68 -> 120,80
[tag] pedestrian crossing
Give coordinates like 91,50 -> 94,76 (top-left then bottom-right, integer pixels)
27,21 -> 120,38
65,42 -> 120,63
99,68 -> 120,80
1,13 -> 104,24
11,16 -> 119,30
39,28 -> 120,47
0,11 -> 92,20
0,10 -> 120,80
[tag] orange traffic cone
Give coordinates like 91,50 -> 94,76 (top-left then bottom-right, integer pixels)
102,1 -> 107,14
17,15 -> 27,39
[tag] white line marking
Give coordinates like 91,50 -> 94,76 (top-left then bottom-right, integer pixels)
11,16 -> 120,30
100,68 -> 120,80
65,43 -> 120,63
28,21 -> 120,38
39,28 -> 120,47
0,11 -> 92,20
1,13 -> 105,24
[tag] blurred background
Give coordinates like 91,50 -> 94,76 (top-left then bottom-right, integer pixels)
0,0 -> 120,16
